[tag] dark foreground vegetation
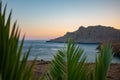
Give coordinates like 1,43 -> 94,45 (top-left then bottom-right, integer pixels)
27,60 -> 120,80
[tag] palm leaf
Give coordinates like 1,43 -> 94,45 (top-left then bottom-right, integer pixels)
95,44 -> 113,80
43,39 -> 89,80
42,39 -> 113,80
0,1 -> 36,80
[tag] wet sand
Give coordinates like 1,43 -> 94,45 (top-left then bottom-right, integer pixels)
27,60 -> 120,80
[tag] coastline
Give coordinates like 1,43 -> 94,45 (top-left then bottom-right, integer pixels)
46,40 -> 100,44
27,60 -> 120,80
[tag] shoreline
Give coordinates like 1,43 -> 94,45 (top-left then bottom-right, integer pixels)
27,60 -> 120,80
46,40 -> 100,44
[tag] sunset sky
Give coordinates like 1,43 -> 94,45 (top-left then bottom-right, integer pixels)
3,0 -> 120,40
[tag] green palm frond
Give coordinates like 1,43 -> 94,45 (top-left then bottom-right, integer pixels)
95,44 -> 113,80
0,2 -> 35,80
43,39 -> 89,80
42,39 -> 113,80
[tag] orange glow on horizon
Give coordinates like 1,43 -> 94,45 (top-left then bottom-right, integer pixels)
20,23 -> 120,40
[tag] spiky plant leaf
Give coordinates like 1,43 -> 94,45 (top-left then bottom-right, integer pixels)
43,39 -> 89,80
95,44 -> 113,80
0,2 -> 36,80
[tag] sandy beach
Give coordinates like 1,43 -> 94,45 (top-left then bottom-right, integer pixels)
27,60 -> 120,80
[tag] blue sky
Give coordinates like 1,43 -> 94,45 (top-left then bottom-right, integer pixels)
2,0 -> 120,40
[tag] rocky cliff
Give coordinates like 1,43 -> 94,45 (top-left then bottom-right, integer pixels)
47,25 -> 120,43
97,41 -> 120,57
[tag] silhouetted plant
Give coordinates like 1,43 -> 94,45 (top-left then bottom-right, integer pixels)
0,1 -> 35,80
94,44 -> 112,80
41,39 -> 112,80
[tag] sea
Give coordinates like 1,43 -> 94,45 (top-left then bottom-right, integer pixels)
21,40 -> 120,63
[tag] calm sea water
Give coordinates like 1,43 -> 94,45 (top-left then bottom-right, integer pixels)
22,40 -> 120,63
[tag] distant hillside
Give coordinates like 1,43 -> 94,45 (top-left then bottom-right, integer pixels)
47,25 -> 120,43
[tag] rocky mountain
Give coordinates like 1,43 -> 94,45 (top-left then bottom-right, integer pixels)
47,25 -> 120,43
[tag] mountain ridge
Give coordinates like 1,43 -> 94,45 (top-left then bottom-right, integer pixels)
47,25 -> 120,43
